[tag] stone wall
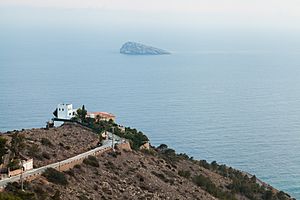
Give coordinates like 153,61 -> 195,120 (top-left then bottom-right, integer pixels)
24,146 -> 112,181
116,142 -> 132,151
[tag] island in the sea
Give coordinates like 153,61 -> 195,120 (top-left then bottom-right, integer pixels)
120,41 -> 170,55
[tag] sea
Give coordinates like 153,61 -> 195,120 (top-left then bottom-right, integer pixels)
0,23 -> 300,198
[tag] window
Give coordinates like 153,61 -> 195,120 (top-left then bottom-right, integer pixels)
59,108 -> 61,111
62,108 -> 64,111
73,112 -> 75,115
69,113 -> 71,116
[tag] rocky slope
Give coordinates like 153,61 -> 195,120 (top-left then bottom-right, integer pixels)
0,124 -> 294,200
120,42 -> 170,55
2,123 -> 99,168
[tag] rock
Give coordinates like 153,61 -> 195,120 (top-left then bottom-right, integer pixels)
139,142 -> 150,150
120,42 -> 170,55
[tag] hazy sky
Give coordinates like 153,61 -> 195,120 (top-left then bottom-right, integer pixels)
1,0 -> 300,31
0,0 -> 299,14
1,0 -> 300,51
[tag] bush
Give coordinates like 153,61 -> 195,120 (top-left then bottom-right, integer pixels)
66,169 -> 75,177
8,159 -> 20,171
276,191 -> 290,200
227,172 -> 264,199
157,144 -> 168,151
83,156 -> 99,167
211,161 -> 218,170
177,153 -> 190,160
108,151 -> 120,158
192,174 -> 236,200
42,168 -> 68,185
27,144 -> 41,159
105,161 -> 116,170
41,138 -> 53,146
151,171 -> 169,183
141,148 -> 156,156
52,190 -> 61,200
42,152 -> 51,160
158,148 -> 178,164
263,190 -> 274,200
123,128 -> 149,150
0,137 -> 7,164
178,170 -> 191,179
74,164 -> 81,169
0,193 -> 22,200
3,182 -> 35,200
198,160 -> 210,169
33,186 -> 48,200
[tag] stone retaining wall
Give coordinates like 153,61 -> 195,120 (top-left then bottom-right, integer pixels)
12,146 -> 112,183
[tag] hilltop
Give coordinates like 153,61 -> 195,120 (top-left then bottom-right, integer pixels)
0,123 -> 293,200
1,123 -> 99,168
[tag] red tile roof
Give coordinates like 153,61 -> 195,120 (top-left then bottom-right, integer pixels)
87,112 -> 115,118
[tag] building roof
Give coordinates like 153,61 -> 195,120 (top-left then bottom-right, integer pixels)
87,112 -> 115,118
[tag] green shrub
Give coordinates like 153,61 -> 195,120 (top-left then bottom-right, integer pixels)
0,137 -> 8,164
42,168 -> 68,185
263,190 -> 274,200
42,152 -> 50,160
66,169 -> 75,177
211,161 -> 218,170
276,191 -> 290,200
192,174 -> 236,200
151,171 -> 169,183
52,190 -> 61,200
80,118 -> 149,151
41,138 -> 53,146
74,164 -> 81,169
141,148 -> 156,156
158,148 -> 178,164
83,156 -> 99,167
178,170 -> 191,179
8,159 -> 20,171
2,182 -> 36,200
177,153 -> 190,160
27,144 -> 41,159
105,161 -> 116,171
198,160 -> 210,169
227,173 -> 264,199
0,193 -> 22,200
33,186 -> 48,200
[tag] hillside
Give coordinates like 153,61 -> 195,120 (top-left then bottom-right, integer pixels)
2,123 -> 99,168
0,124 -> 294,200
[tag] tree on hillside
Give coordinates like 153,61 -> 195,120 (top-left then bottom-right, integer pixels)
0,137 -> 7,164
76,105 -> 87,123
10,132 -> 25,158
95,114 -> 103,122
157,144 -> 168,151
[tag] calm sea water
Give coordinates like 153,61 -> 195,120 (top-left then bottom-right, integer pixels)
1,36 -> 300,198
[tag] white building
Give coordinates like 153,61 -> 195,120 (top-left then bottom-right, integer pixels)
56,103 -> 77,120
22,158 -> 33,171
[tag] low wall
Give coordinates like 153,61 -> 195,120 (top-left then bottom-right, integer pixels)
116,142 -> 132,151
9,146 -> 112,183
54,147 -> 111,172
8,169 -> 22,177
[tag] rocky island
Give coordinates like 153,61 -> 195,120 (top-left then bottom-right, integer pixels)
0,120 -> 293,200
120,42 -> 170,55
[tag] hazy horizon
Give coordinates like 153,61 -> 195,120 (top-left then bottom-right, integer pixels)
1,0 -> 300,55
